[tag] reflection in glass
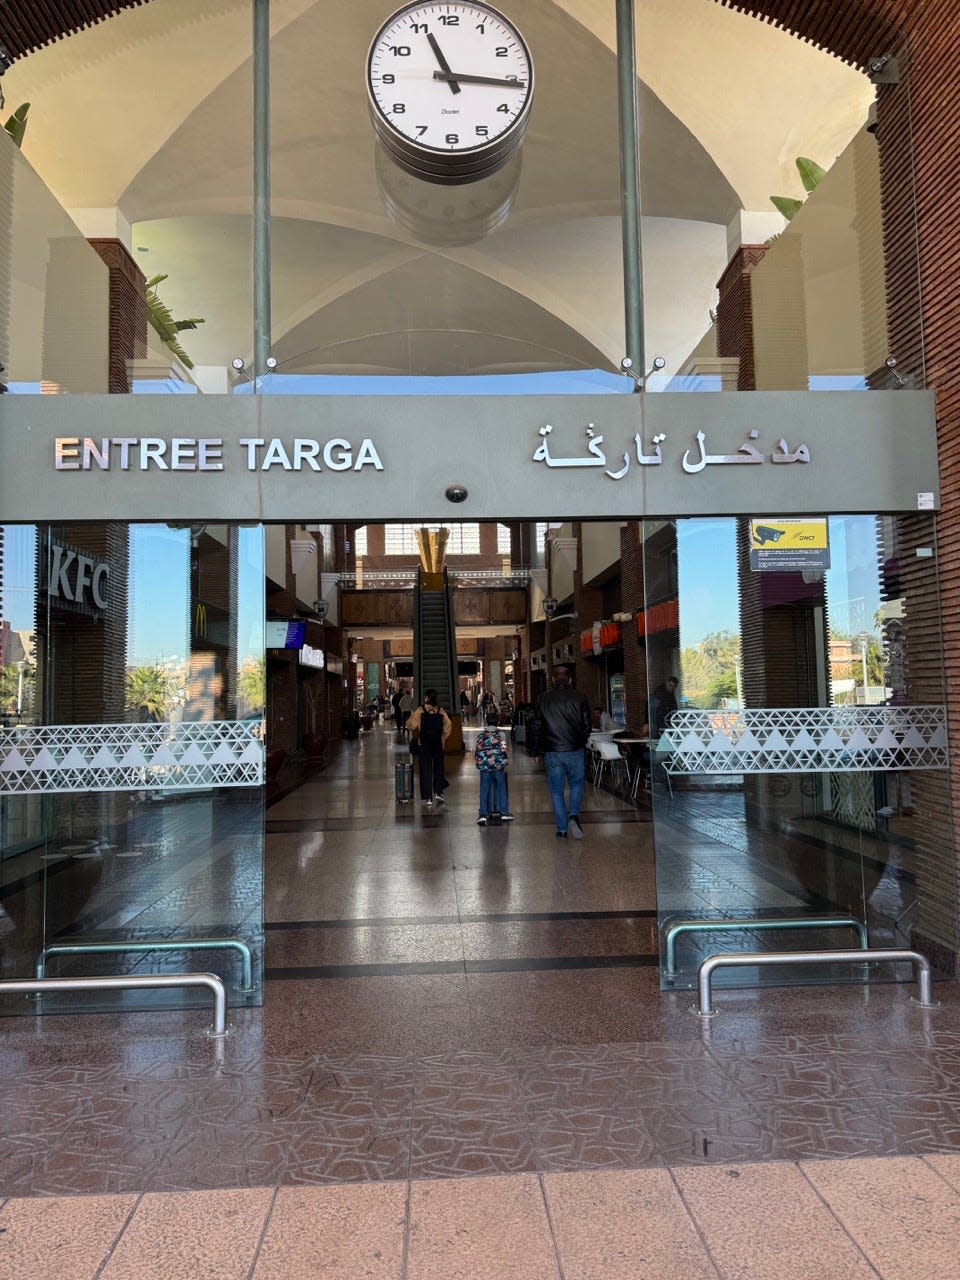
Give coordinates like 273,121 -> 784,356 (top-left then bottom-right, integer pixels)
648,514 -> 952,992
0,523 -> 265,1012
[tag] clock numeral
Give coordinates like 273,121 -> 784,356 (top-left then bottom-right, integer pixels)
416,125 -> 428,137
381,73 -> 395,84
475,22 -> 485,33
495,46 -> 508,57
390,45 -> 411,56
496,103 -> 510,113
411,22 -> 427,32
392,103 -> 406,113
445,133 -> 459,144
438,14 -> 459,24
475,125 -> 489,137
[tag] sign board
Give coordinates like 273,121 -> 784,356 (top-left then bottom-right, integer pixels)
0,392 -> 940,522
749,518 -> 830,573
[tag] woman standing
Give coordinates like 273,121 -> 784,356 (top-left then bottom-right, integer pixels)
406,689 -> 451,807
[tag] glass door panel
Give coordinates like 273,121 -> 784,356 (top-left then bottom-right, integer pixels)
0,522 -> 265,1014
646,513 -> 951,991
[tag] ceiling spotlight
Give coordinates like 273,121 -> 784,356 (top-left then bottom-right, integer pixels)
231,357 -> 246,371
265,356 -> 278,370
651,355 -> 666,372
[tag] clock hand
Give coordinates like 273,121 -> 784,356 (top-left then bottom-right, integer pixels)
433,70 -> 527,88
426,33 -> 461,94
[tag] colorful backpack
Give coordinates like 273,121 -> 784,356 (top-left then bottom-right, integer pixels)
474,729 -> 508,772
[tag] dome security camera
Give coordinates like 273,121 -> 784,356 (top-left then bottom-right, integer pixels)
445,484 -> 468,503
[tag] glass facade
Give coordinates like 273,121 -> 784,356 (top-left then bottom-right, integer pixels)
0,3 -> 952,1019
642,513 -> 951,989
0,522 -> 265,1010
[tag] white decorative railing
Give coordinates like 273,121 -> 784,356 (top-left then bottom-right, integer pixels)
450,569 -> 531,585
658,706 -> 948,774
341,570 -> 418,588
0,721 -> 264,795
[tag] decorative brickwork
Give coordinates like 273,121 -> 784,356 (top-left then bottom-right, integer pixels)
619,522 -> 649,731
87,239 -> 148,394
0,1 -> 145,60
719,0 -> 960,960
716,246 -> 768,390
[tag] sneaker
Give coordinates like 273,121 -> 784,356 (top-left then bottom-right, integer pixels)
501,812 -> 514,821
491,812 -> 502,822
477,816 -> 487,826
424,799 -> 434,807
569,815 -> 583,839
556,830 -> 567,839
434,794 -> 445,805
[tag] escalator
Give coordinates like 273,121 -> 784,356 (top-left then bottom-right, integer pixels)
413,567 -> 462,749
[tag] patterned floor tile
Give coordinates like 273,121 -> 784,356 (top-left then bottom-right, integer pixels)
410,1113 -> 537,1178
282,1120 -> 411,1184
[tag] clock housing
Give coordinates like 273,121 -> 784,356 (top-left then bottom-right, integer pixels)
367,1 -> 534,184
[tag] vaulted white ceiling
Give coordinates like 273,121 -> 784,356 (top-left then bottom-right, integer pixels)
4,0 -> 872,376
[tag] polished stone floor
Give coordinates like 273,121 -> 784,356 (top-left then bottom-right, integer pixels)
1,723 -> 958,1275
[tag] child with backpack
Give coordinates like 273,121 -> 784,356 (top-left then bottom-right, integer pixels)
474,710 -> 513,825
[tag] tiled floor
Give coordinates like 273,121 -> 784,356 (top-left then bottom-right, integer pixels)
7,1158 -> 960,1278
1,723 -> 956,1276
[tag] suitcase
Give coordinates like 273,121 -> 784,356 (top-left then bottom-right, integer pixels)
394,761 -> 414,803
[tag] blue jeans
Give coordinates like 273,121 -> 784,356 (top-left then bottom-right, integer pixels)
479,769 -> 508,816
544,750 -> 585,833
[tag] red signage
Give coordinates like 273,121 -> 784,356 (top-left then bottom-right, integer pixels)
579,621 -> 622,654
636,599 -> 679,638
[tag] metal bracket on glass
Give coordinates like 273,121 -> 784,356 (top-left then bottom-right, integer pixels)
664,915 -> 868,977
694,947 -> 938,1018
3,973 -> 229,1038
36,937 -> 257,993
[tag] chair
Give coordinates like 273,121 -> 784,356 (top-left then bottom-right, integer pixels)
593,738 -> 630,793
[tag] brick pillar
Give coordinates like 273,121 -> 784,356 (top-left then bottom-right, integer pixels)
87,239 -> 147,395
716,245 -> 767,390
619,522 -> 648,731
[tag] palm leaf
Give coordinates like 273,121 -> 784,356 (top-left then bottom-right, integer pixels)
144,275 -> 204,370
796,156 -> 826,193
770,195 -> 803,221
3,103 -> 30,148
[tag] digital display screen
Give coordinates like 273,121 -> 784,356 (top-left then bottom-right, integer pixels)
266,619 -> 307,649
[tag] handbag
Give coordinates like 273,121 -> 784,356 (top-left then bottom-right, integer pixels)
409,732 -> 420,757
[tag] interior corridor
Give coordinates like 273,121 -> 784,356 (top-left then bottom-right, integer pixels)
264,718 -> 657,985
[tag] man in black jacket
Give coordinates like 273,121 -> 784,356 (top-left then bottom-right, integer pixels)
528,665 -> 592,839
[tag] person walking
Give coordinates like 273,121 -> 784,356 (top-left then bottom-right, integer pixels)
391,685 -> 404,733
474,709 -> 513,825
398,687 -> 414,736
528,664 -> 591,839
406,689 -> 451,807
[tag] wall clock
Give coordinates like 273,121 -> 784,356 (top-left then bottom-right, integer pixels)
367,2 -> 534,184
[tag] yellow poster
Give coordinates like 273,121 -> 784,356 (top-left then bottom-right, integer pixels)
750,518 -> 830,571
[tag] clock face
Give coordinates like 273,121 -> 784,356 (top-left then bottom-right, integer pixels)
367,1 -> 534,183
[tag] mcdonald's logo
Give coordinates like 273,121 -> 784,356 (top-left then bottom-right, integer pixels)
194,602 -> 207,638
